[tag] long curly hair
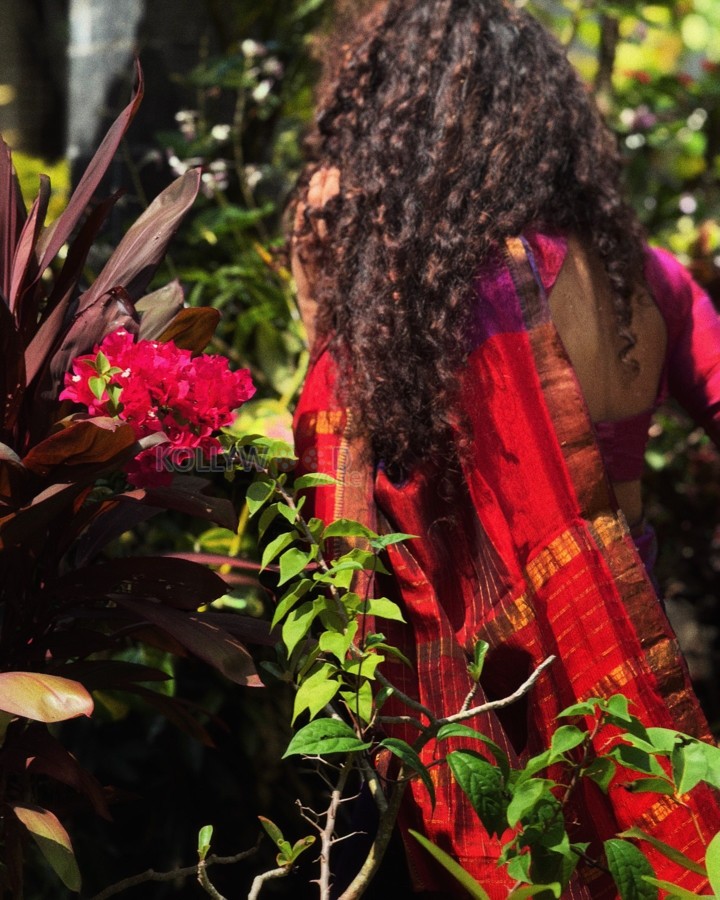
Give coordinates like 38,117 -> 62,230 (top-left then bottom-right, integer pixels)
294,0 -> 646,473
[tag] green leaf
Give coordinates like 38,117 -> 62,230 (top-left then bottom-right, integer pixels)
381,738 -> 436,807
550,725 -> 586,756
369,532 -> 417,550
447,750 -> 506,836
468,639 -> 489,681
508,886 -> 562,899
507,779 -> 553,827
12,805 -> 81,892
246,477 -> 275,515
271,579 -> 313,630
340,679 -> 374,725
409,829 -> 491,899
292,666 -> 340,723
197,825 -> 213,861
604,838 -> 658,900
617,827 -> 706,877
278,547 -> 316,586
88,375 -> 107,402
583,757 -> 616,793
436,724 -> 510,780
258,816 -> 285,848
644,728 -> 683,753
282,600 -> 319,657
342,653 -> 384,680
606,694 -> 632,722
707,831 -> 720,898
358,597 -> 406,622
323,519 -> 378,540
294,473 -> 337,489
558,699 -> 601,718
258,502 -> 280,538
319,621 -> 358,663
609,744 -> 665,777
282,718 -> 371,758
282,835 -> 316,865
623,777 -> 675,796
0,672 -> 94,723
641,878 -> 709,899
278,500 -> 301,524
261,531 -> 297,571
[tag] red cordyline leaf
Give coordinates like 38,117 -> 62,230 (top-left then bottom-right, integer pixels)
34,59 -> 144,274
73,167 -> 201,315
114,598 -> 262,687
10,174 -> 50,316
0,672 -> 93,723
0,138 -> 27,303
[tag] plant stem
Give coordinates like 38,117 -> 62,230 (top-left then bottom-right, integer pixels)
319,756 -> 354,900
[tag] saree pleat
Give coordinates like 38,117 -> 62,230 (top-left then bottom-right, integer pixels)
292,235 -> 720,897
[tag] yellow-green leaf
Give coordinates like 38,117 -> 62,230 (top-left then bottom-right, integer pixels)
0,672 -> 93,723
12,805 -> 81,892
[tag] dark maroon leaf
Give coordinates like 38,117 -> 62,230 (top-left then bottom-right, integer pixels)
24,193 -> 123,387
136,281 -> 185,340
73,499 -> 161,568
200,611 -> 275,647
50,556 -> 227,610
45,191 -> 122,316
58,659 -> 171,689
120,476 -> 238,531
22,419 -> 136,477
0,138 -> 27,301
158,307 -> 220,353
0,298 -> 26,438
40,628 -> 115,661
0,443 -> 30,505
115,599 -> 262,687
2,726 -> 110,819
35,60 -> 144,274
75,168 -> 201,313
0,482 -> 86,550
10,174 -> 50,321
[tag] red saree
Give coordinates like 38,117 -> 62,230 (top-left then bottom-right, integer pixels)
293,234 -> 720,897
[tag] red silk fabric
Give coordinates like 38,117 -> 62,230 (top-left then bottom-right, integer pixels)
293,236 -> 720,897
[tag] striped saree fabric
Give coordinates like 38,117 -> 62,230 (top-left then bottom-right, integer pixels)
292,234 -> 720,897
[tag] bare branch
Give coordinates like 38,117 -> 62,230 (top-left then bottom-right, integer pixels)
248,865 -> 292,900
319,755 -> 354,900
90,843 -> 259,900
197,860 -> 227,900
438,656 -> 556,726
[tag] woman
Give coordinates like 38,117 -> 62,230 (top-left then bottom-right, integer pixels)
290,0 -> 720,896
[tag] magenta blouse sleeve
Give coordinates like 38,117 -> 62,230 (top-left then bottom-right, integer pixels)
645,246 -> 720,447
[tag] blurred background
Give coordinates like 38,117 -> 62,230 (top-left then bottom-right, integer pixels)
1,0 -> 718,896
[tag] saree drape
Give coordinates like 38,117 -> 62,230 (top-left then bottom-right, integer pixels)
293,234 -> 720,897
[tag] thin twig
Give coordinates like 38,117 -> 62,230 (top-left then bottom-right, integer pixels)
318,756 -> 354,900
437,656 -> 556,726
248,865 -> 292,900
90,843 -> 259,899
460,681 -> 480,713
197,860 -> 227,900
377,714 -> 427,731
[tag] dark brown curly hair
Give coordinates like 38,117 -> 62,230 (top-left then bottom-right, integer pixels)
294,0 -> 646,473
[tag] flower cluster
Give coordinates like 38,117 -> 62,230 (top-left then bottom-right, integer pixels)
60,329 -> 255,486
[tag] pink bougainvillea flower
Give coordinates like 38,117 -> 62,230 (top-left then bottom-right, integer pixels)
60,328 -> 255,487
